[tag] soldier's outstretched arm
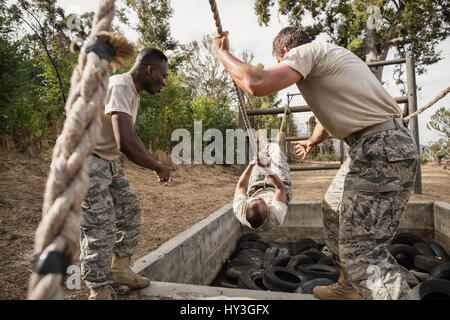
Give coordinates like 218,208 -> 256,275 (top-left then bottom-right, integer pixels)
292,122 -> 329,160
213,31 -> 302,97
234,160 -> 257,198
111,111 -> 171,185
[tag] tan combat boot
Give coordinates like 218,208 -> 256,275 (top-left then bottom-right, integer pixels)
313,268 -> 364,300
89,285 -> 116,300
111,255 -> 150,290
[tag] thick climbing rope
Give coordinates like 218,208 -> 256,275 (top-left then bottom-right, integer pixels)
403,85 -> 450,123
27,0 -> 134,300
277,105 -> 290,144
208,0 -> 259,158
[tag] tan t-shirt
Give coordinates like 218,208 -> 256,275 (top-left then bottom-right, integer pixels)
233,189 -> 288,231
93,72 -> 140,160
281,41 -> 402,139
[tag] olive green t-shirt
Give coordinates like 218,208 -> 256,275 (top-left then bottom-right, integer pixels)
281,42 -> 402,139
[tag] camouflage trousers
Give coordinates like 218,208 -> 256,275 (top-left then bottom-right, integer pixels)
322,124 -> 419,300
80,155 -> 141,289
248,143 -> 293,203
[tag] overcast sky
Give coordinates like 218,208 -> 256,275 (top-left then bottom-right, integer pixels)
58,0 -> 449,145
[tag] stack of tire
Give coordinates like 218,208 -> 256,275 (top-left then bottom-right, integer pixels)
226,234 -> 339,294
388,233 -> 450,300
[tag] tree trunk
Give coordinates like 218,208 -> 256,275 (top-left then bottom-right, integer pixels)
365,27 -> 383,82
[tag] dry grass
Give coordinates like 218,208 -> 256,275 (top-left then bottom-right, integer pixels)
0,148 -> 448,300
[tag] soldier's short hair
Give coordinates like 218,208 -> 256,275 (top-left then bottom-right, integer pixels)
272,27 -> 311,58
136,47 -> 168,67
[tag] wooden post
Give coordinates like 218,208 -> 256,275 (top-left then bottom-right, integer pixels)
406,54 -> 423,194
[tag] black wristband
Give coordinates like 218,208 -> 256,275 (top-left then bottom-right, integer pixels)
33,251 -> 71,275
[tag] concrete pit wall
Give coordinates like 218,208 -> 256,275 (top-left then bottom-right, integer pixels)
134,201 -> 450,288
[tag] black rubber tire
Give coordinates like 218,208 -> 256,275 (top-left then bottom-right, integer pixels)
263,247 -> 279,269
293,238 -> 318,255
297,264 -> 340,282
272,255 -> 292,268
294,278 -> 335,294
429,243 -> 450,261
414,255 -> 446,272
236,248 -> 266,260
407,279 -> 450,300
229,256 -> 263,268
237,240 -> 270,252
237,269 -> 265,290
409,269 -> 430,282
278,242 -> 295,255
263,266 -> 308,293
262,277 -> 282,292
389,244 -> 420,269
277,247 -> 290,257
391,233 -> 424,246
429,263 -> 450,281
227,263 -> 260,279
238,234 -> 261,243
395,253 -> 416,270
317,256 -> 335,266
301,248 -> 326,263
413,242 -> 435,257
286,254 -> 314,271
389,244 -> 420,257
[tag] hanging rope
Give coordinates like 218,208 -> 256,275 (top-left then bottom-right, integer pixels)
208,0 -> 259,158
403,85 -> 450,123
277,105 -> 290,144
27,0 -> 135,300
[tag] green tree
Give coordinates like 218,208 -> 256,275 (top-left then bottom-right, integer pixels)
178,34 -> 234,99
427,107 -> 449,164
254,0 -> 450,82
427,107 -> 450,139
0,15 -> 49,149
124,0 -> 178,51
136,72 -> 193,152
429,138 -> 448,164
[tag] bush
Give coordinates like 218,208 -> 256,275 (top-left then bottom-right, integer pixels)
421,156 -> 431,165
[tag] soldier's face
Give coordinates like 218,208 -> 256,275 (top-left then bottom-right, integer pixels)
143,60 -> 168,95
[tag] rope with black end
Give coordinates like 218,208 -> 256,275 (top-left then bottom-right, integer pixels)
208,0 -> 259,159
27,0 -> 135,300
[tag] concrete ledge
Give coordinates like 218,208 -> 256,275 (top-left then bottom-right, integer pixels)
137,281 -> 316,300
434,201 -> 450,252
133,203 -> 240,285
133,200 -> 449,300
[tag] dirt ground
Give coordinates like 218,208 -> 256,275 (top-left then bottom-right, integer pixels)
0,148 -> 449,300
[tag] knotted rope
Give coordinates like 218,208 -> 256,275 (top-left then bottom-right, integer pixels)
208,0 -> 259,158
403,85 -> 450,123
27,0 -> 134,300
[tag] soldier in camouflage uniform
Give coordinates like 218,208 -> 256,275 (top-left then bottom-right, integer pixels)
233,133 -> 293,231
81,48 -> 171,300
322,121 -> 418,300
213,26 -> 420,299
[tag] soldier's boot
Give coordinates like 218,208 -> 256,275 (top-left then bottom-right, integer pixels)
88,285 -> 116,300
313,268 -> 364,300
111,255 -> 150,290
256,129 -> 269,150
